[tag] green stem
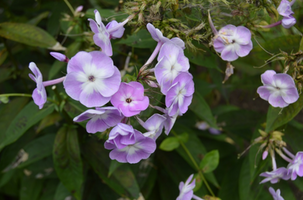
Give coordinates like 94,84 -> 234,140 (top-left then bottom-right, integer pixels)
64,0 -> 75,16
0,93 -> 57,104
172,130 -> 215,197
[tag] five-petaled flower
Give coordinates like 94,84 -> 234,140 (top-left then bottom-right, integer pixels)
213,25 -> 253,62
111,81 -> 149,117
257,70 -> 299,108
63,51 -> 121,108
104,123 -> 156,164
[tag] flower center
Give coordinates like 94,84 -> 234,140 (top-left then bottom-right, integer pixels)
88,75 -> 96,82
126,98 -> 132,103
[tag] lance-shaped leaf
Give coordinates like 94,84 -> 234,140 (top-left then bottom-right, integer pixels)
0,102 -> 54,151
0,22 -> 65,50
189,92 -> 218,129
265,95 -> 303,132
82,138 -> 140,198
53,126 -> 83,200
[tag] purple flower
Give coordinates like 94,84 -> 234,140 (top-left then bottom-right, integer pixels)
154,106 -> 178,135
88,10 -> 112,56
287,151 -> 303,180
277,0 -> 296,28
147,23 -> 170,44
28,62 -> 47,109
177,174 -> 196,200
147,23 -> 185,49
257,70 -> 299,108
110,81 -> 149,117
88,10 -> 128,56
165,72 -> 194,116
213,25 -> 253,61
138,114 -> 166,140
259,167 -> 290,184
106,20 -> 125,39
104,123 -> 156,164
73,107 -> 123,134
155,43 -> 190,94
277,0 -> 294,17
281,16 -> 296,28
63,51 -> 121,108
269,187 -> 284,200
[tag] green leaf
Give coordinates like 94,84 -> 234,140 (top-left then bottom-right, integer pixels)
189,92 -> 218,128
20,176 -> 44,200
48,61 -> 66,80
299,36 -> 303,51
0,102 -> 54,151
199,150 -> 219,173
18,134 -> 56,168
239,157 -> 253,200
184,48 -> 218,69
112,165 -> 140,198
118,29 -> 157,49
53,126 -> 83,200
54,182 -> 73,200
81,138 -> 137,198
0,22 -> 65,50
108,160 -> 122,177
27,11 -> 50,25
265,95 -> 303,132
159,137 -> 180,151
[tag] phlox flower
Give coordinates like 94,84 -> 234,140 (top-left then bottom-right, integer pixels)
165,72 -> 194,117
73,107 -> 123,134
177,174 -> 204,200
138,114 -> 166,140
63,51 -> 121,108
257,70 -> 299,108
88,10 -> 126,56
104,123 -> 156,164
287,151 -> 303,180
110,81 -> 149,117
146,23 -> 185,49
153,106 -> 178,135
213,25 -> 253,62
259,167 -> 290,184
155,42 -> 190,94
269,187 -> 284,200
277,0 -> 296,28
28,62 -> 47,109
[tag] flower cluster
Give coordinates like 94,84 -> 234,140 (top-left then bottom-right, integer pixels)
256,129 -> 303,199
28,10 -> 194,164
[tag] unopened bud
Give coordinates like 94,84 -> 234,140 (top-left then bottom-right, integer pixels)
75,5 -> 83,13
50,52 -> 69,62
262,149 -> 268,160
146,80 -> 158,88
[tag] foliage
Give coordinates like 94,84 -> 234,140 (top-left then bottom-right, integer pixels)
0,0 -> 303,200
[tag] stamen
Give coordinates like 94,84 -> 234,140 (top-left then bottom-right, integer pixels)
126,98 -> 132,103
